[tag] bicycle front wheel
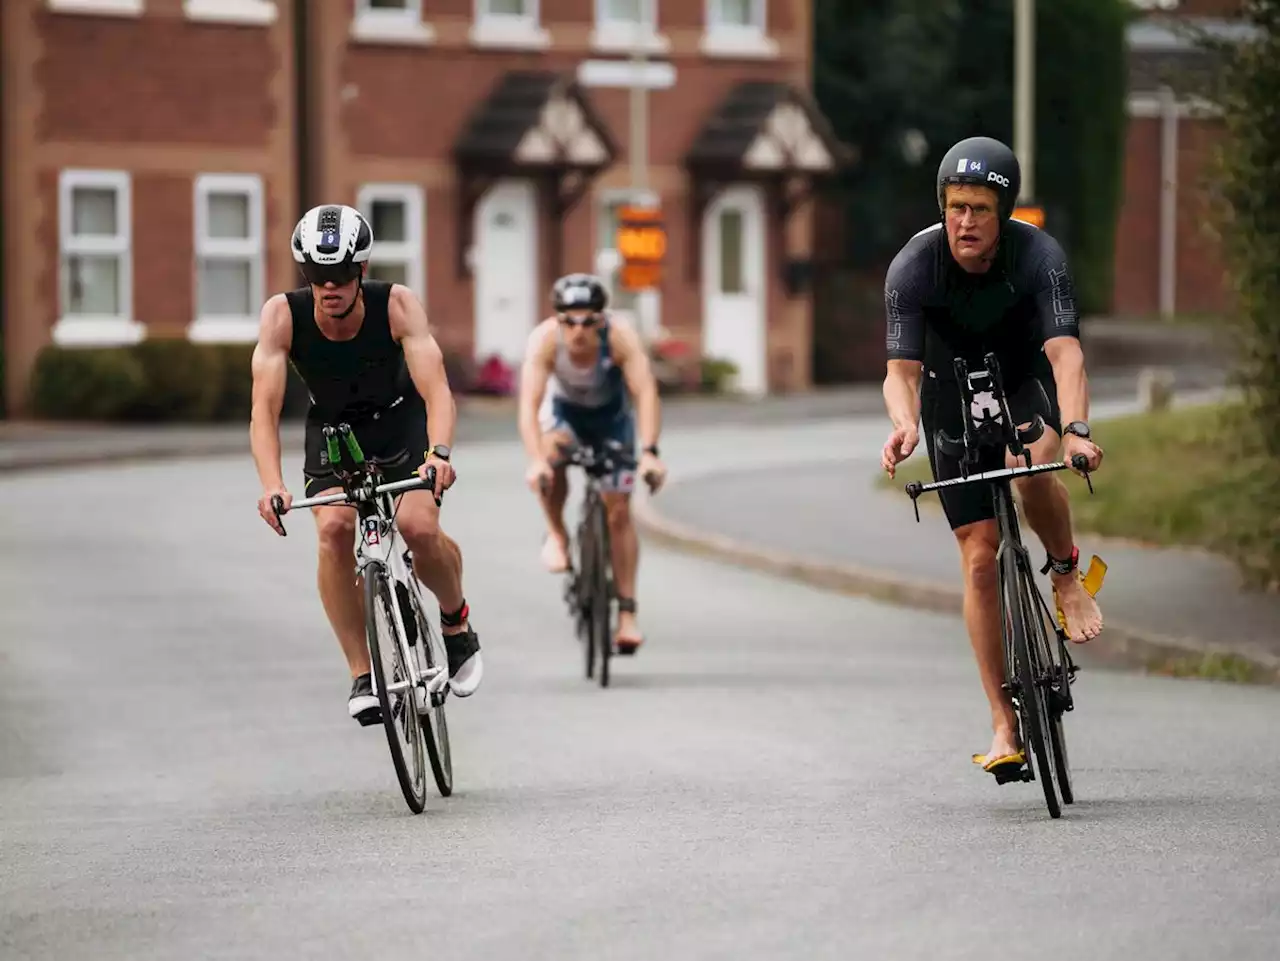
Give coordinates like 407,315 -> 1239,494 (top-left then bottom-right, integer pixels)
588,496 -> 613,688
1005,552 -> 1061,819
364,562 -> 428,814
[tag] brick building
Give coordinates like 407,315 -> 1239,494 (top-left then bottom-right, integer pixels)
1114,0 -> 1247,318
1,0 -> 847,415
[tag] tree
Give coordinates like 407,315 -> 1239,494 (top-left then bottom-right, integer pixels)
812,0 -> 1130,314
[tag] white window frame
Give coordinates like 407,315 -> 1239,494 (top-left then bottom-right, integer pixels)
56,169 -> 144,347
47,0 -> 143,17
184,0 -> 277,26
189,173 -> 265,344
357,183 -> 426,302
701,0 -> 779,59
351,0 -> 435,45
591,0 -> 670,55
471,0 -> 551,51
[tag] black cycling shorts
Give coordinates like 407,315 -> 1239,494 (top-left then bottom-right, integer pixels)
919,371 -> 1061,531
302,398 -> 428,496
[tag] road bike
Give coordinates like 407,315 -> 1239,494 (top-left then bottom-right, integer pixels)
549,438 -> 648,688
902,352 -> 1104,819
272,423 -> 452,814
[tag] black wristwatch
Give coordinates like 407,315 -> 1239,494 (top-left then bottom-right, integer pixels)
1064,421 -> 1091,440
428,444 -> 451,461
643,444 -> 660,457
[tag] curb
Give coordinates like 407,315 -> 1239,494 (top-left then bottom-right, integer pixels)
632,493 -> 1280,687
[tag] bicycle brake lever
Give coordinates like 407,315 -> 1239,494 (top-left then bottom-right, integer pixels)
270,494 -> 288,537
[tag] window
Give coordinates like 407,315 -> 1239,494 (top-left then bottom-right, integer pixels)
472,0 -> 549,49
592,0 -> 668,54
184,0 -> 276,25
357,184 -> 425,299
352,0 -> 434,44
47,0 -> 143,17
702,0 -> 777,58
56,169 -> 143,345
190,174 -> 264,342
718,209 -> 745,294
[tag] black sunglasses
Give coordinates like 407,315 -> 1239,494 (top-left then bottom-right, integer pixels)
300,261 -> 362,287
558,312 -> 603,328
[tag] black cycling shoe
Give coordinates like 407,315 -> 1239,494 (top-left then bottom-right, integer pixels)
348,672 -> 381,726
442,628 -> 484,697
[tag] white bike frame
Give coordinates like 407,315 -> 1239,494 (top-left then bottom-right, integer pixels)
289,474 -> 448,699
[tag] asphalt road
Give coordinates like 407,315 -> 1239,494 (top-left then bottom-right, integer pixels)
3,425 -> 1280,960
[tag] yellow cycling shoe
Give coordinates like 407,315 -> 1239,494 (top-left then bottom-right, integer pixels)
972,750 -> 1027,785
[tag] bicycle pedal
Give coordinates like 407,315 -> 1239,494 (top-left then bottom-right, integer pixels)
354,707 -> 382,727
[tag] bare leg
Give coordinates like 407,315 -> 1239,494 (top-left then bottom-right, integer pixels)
955,521 -> 1020,763
1011,428 -> 1104,643
395,490 -> 466,630
537,431 -> 574,572
313,500 -> 369,677
603,492 -> 642,647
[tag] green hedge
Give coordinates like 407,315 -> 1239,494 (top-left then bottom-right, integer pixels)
27,339 -> 482,423
27,341 -> 312,422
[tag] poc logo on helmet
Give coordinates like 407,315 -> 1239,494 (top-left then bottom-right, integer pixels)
987,171 -> 1011,188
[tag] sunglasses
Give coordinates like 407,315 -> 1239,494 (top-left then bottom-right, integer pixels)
300,261 -> 362,287
558,312 -> 603,328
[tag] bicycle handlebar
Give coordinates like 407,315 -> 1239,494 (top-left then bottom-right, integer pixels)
267,419 -> 444,536
549,438 -> 639,477
902,454 -> 1092,523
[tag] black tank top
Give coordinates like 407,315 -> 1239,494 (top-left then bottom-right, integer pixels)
285,280 -> 420,423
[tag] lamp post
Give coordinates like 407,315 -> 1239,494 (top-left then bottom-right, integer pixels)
1014,0 -> 1035,203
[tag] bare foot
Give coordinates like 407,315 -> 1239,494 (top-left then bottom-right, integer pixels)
1052,571 -> 1104,643
540,532 -> 569,573
615,609 -> 644,651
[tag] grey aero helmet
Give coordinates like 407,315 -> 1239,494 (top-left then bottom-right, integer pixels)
552,272 -> 609,313
936,136 -> 1022,222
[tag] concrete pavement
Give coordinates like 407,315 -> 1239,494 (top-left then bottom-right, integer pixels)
3,423 -> 1280,959
634,386 -> 1280,683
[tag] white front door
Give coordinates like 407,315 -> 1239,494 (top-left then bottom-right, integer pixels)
474,179 -> 538,367
702,185 -> 767,395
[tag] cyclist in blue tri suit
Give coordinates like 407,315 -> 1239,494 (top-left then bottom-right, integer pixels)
878,137 -> 1105,783
518,273 -> 667,654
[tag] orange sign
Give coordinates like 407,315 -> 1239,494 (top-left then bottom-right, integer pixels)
620,262 -> 663,291
1012,205 -> 1045,228
616,205 -> 667,264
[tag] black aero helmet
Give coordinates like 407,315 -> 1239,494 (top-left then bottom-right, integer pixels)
937,136 -> 1021,221
552,272 -> 608,313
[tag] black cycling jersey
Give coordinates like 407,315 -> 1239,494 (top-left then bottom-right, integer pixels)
285,280 -> 418,423
883,219 -> 1079,386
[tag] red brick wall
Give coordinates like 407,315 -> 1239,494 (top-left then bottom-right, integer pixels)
1112,113 -> 1230,317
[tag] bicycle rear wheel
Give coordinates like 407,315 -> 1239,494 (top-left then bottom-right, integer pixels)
364,562 -> 428,814
405,580 -> 453,797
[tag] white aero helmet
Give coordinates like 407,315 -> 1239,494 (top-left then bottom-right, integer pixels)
291,204 -> 373,285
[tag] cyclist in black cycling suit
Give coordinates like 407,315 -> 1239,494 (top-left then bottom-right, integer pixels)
249,204 -> 483,725
878,137 -> 1104,781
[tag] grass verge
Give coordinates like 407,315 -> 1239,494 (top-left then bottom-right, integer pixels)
878,402 -> 1280,590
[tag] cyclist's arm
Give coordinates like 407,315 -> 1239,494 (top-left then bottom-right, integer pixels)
518,320 -> 557,461
882,252 -> 927,432
610,319 -> 661,451
249,295 -> 292,491
389,284 -> 455,449
1031,239 -> 1089,429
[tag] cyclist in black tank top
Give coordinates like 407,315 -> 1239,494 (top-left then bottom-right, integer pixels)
877,139 -> 1104,783
250,204 -> 483,723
